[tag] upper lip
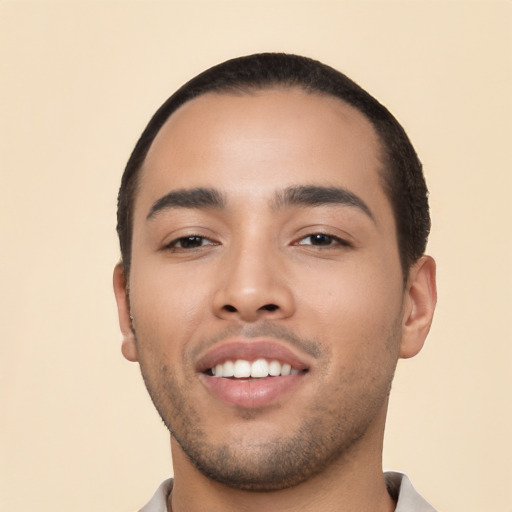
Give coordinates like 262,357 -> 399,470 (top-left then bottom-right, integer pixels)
195,339 -> 312,373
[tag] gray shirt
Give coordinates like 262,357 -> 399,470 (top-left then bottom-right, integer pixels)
138,472 -> 436,511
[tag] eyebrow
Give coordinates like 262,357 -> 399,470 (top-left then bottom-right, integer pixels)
273,185 -> 374,221
146,187 -> 225,220
146,184 -> 374,221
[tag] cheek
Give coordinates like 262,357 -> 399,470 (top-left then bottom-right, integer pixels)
128,262 -> 213,355
297,259 -> 403,354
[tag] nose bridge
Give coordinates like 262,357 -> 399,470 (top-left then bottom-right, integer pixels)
213,225 -> 294,321
231,240 -> 274,295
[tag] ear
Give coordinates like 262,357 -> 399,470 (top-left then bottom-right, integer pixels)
113,263 -> 139,362
400,255 -> 437,359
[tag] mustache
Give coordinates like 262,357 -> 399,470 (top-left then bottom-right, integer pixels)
188,321 -> 323,362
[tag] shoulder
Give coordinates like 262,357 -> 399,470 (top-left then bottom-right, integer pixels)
385,471 -> 438,512
137,478 -> 173,512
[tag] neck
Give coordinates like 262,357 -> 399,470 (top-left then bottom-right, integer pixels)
167,406 -> 395,512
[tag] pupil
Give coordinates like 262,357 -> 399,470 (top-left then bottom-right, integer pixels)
182,236 -> 202,248
312,234 -> 331,245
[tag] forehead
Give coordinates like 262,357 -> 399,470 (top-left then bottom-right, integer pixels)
138,88 -> 386,211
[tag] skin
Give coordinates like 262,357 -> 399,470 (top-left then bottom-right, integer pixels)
113,88 -> 437,512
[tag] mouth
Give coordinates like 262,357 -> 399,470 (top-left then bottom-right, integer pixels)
196,340 -> 311,408
205,358 -> 306,378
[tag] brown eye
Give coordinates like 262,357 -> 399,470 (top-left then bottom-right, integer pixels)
306,234 -> 335,246
176,236 -> 206,248
298,233 -> 349,247
165,235 -> 216,251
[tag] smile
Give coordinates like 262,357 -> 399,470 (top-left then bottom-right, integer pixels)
208,358 -> 303,378
197,340 -> 312,408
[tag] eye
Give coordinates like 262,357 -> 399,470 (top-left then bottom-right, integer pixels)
164,235 -> 217,251
296,233 -> 351,247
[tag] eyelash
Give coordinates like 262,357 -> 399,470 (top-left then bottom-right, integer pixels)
163,235 -> 218,251
295,233 -> 351,248
163,232 -> 351,251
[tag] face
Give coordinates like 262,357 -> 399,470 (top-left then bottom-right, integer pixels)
114,88 -> 431,490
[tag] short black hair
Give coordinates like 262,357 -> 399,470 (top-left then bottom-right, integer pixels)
117,53 -> 430,281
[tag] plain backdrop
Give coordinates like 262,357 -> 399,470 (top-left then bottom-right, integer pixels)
1,1 -> 511,511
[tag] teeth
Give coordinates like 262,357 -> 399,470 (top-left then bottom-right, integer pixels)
251,359 -> 269,378
233,360 -> 251,378
268,360 -> 281,376
281,363 -> 291,376
222,360 -> 234,377
211,359 -> 302,378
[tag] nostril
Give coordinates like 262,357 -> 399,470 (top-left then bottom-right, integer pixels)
220,303 -> 279,315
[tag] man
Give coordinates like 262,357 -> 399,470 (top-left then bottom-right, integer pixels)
113,53 -> 437,512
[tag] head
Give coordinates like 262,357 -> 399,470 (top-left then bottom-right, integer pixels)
117,53 -> 430,282
113,54 -> 436,492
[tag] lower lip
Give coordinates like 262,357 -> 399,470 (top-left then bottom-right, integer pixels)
200,373 -> 305,408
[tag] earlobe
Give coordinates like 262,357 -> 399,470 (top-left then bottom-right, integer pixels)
400,255 -> 437,359
113,263 -> 139,362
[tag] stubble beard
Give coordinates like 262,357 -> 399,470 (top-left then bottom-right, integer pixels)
169,395 -> 380,491
136,321 -> 401,492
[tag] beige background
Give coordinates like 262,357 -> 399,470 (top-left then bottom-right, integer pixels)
1,1 -> 511,511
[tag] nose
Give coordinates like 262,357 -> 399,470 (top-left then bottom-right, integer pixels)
212,243 -> 295,323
